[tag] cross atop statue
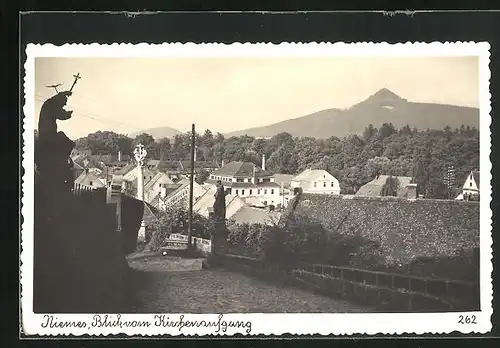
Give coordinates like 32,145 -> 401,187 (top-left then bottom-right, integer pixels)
70,73 -> 81,92
134,143 -> 147,167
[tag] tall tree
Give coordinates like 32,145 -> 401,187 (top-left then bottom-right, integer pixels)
132,133 -> 155,149
381,175 -> 399,196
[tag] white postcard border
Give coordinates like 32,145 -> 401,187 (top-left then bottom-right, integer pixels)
21,42 -> 492,336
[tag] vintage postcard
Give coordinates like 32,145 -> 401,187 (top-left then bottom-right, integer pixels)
21,42 -> 492,336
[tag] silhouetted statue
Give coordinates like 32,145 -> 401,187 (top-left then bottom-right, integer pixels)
213,180 -> 227,223
35,90 -> 76,196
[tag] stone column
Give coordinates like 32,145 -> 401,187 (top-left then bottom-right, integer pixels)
134,144 -> 147,243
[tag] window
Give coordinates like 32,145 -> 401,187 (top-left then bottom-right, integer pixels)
89,181 -> 93,186
470,182 -> 472,187
314,182 -> 317,188
241,190 -> 245,195
235,189 -> 239,195
258,189 -> 261,194
323,182 -> 326,187
249,189 -> 253,195
237,178 -> 244,183
263,178 -> 270,182
264,189 -> 267,194
271,189 -> 274,194
331,182 -> 334,187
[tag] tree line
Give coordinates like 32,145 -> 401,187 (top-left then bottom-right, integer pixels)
71,123 -> 479,198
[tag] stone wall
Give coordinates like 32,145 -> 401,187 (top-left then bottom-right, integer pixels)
34,188 -> 134,313
284,193 -> 480,279
169,233 -> 212,256
218,254 -> 479,312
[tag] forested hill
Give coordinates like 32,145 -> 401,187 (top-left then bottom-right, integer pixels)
72,123 -> 479,199
226,88 -> 479,139
129,126 -> 181,139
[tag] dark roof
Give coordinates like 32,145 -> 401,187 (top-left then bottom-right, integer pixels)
231,206 -> 281,226
157,160 -> 183,172
149,193 -> 160,207
147,159 -> 161,166
472,171 -> 480,189
211,161 -> 271,178
205,179 -> 280,188
73,161 -> 84,170
143,202 -> 160,225
114,163 -> 135,175
180,160 -> 219,171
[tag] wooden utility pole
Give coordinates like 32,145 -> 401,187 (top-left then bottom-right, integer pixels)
187,123 -> 195,247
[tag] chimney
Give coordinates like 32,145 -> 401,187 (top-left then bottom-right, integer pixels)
118,150 -> 122,162
262,154 -> 266,171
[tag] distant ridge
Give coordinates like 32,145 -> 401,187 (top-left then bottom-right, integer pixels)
129,126 -> 181,139
225,88 -> 479,139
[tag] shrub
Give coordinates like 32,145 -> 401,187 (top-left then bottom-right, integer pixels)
226,213 -> 387,269
144,205 -> 210,252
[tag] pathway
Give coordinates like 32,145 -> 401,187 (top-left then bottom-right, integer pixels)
127,255 -> 372,313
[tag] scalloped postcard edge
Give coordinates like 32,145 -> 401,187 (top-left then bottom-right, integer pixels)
20,42 -> 492,337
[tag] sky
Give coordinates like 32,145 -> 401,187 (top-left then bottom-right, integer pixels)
33,56 -> 479,139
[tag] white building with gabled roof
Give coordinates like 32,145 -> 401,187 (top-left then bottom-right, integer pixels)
290,169 -> 341,195
206,160 -> 280,207
457,170 -> 480,201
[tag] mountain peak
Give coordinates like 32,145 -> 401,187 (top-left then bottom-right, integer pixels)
368,88 -> 402,101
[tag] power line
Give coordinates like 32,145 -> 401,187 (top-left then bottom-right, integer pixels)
34,94 -> 144,132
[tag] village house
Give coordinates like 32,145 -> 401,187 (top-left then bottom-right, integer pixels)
230,205 -> 282,226
70,148 -> 92,158
72,159 -> 85,179
122,166 -> 157,197
74,169 -> 107,189
290,169 -> 341,195
179,160 -> 220,173
157,178 -> 208,210
143,172 -> 175,203
206,157 -> 281,207
456,170 -> 480,201
92,151 -> 131,170
146,159 -> 161,171
355,175 -> 417,199
147,158 -> 219,177
193,186 -> 246,219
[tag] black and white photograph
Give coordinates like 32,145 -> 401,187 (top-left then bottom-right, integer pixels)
22,42 -> 492,336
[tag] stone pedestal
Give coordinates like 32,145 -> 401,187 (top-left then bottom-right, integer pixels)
203,220 -> 229,269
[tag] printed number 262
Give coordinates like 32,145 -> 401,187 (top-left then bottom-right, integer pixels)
458,315 -> 477,324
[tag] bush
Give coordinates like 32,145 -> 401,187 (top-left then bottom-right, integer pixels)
226,213 -> 387,269
144,205 -> 210,252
